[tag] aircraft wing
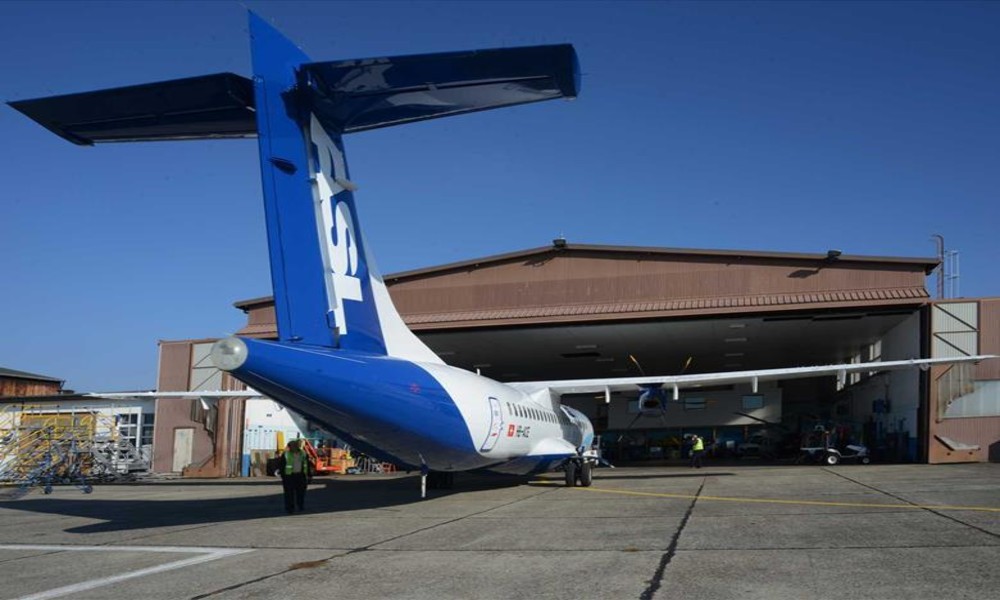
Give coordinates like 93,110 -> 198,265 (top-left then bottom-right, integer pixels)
507,355 -> 996,398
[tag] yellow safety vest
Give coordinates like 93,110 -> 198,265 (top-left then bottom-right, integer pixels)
692,437 -> 704,452
283,450 -> 310,476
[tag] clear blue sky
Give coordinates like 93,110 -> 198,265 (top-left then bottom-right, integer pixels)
1,1 -> 997,392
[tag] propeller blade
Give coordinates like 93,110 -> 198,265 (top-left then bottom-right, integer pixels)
680,356 -> 693,374
733,410 -> 773,423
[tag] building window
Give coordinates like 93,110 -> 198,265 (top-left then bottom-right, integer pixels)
141,413 -> 155,447
117,413 -> 139,445
742,395 -> 764,410
683,398 -> 706,411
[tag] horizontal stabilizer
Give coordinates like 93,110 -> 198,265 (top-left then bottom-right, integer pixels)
9,73 -> 255,145
303,44 -> 579,133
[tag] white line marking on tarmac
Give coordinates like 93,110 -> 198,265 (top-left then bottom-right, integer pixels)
1,545 -> 254,600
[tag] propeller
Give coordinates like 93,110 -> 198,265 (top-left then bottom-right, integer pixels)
617,355 -> 695,441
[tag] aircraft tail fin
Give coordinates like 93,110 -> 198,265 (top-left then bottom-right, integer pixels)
10,12 -> 580,363
246,13 -> 579,359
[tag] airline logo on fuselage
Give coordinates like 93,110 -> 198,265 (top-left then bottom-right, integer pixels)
309,115 -> 363,335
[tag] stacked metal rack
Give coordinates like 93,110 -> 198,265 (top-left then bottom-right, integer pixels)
0,404 -> 146,497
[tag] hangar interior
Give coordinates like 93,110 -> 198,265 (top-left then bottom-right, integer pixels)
418,310 -> 922,461
147,242 -> 998,475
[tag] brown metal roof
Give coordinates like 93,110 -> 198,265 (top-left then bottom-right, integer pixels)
233,295 -> 275,311
385,243 -> 941,282
232,242 -> 937,335
403,287 -> 929,328
0,367 -> 63,383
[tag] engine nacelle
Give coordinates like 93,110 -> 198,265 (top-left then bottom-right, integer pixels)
638,386 -> 668,417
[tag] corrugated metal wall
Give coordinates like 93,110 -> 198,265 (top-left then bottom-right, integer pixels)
0,378 -> 61,397
389,252 -> 929,327
928,299 -> 1000,463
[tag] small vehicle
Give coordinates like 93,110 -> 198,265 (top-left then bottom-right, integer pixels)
798,424 -> 871,465
800,443 -> 871,465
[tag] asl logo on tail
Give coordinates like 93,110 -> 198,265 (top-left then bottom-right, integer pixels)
310,115 -> 364,335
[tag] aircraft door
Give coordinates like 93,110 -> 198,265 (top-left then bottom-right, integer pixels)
479,397 -> 504,452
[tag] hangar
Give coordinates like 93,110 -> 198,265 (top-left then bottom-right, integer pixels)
150,242 -> 1000,476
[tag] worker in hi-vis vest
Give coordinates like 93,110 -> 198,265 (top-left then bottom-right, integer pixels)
274,439 -> 312,514
689,434 -> 705,469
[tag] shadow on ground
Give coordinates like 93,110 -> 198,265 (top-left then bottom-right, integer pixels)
0,472 -> 529,534
589,470 -> 735,480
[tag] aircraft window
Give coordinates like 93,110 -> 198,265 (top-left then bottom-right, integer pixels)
516,405 -> 522,417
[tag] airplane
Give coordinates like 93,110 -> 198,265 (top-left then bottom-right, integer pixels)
10,14 -> 995,496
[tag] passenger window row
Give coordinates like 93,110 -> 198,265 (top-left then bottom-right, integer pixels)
505,402 -> 559,424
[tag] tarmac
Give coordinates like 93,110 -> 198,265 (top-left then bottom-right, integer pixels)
0,463 -> 998,600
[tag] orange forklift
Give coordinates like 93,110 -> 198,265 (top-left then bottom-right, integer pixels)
275,433 -> 354,475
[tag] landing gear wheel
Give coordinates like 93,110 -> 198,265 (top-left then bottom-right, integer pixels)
578,461 -> 593,487
860,456 -> 871,465
824,452 -> 840,466
564,461 -> 578,487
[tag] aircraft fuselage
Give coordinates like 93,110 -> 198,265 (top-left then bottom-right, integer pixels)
214,337 -> 592,475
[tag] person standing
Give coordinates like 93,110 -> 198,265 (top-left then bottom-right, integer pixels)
275,439 -> 311,514
690,434 -> 705,468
